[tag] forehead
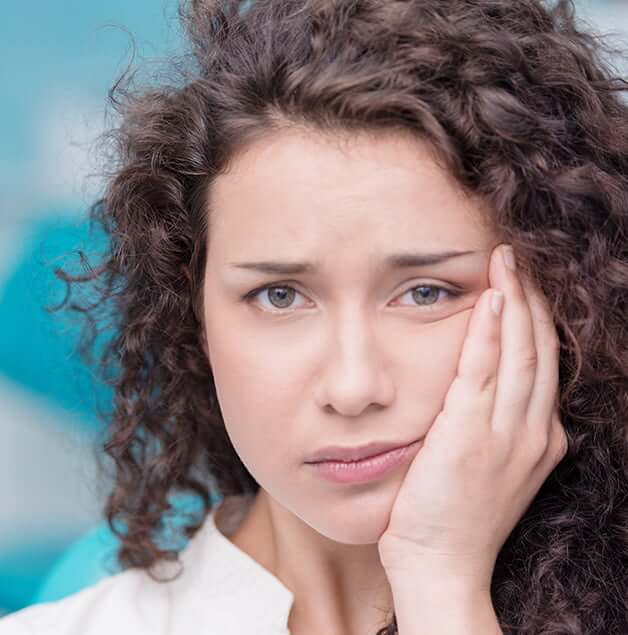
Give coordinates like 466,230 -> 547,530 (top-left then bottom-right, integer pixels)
206,128 -> 495,255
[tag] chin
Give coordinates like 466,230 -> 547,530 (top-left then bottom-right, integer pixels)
316,517 -> 389,545
299,488 -> 397,545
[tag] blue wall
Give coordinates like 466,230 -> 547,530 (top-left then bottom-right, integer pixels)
0,1 -> 183,615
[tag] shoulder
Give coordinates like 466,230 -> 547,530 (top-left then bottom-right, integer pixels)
0,568 -> 170,635
0,498 -> 267,635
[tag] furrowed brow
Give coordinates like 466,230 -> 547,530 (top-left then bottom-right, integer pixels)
228,250 -> 477,275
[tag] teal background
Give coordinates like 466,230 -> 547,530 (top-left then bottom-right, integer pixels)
0,1 -> 185,616
0,0 -> 625,618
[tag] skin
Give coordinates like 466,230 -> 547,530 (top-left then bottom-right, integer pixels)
378,243 -> 566,634
199,127 -> 563,634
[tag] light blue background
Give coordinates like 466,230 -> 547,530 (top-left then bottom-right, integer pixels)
0,0 -> 626,617
0,1 -> 185,615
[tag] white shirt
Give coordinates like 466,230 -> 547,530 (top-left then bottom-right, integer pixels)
0,495 -> 295,634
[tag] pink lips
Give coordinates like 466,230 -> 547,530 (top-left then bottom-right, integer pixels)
306,439 -> 423,485
305,439 -> 419,463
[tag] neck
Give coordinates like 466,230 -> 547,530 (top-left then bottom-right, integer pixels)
225,489 -> 395,635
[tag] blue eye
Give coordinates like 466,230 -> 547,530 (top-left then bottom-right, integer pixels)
247,285 -> 306,311
396,285 -> 458,308
242,283 -> 462,314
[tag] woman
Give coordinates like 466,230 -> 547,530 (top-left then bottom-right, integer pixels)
3,0 -> 627,633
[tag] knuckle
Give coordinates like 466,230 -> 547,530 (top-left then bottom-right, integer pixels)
486,327 -> 501,345
519,350 -> 538,371
528,429 -> 550,462
476,372 -> 497,393
452,441 -> 498,470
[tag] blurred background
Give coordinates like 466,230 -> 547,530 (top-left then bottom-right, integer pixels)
1,0 -> 627,618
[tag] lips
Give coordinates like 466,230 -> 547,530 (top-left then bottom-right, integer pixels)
304,439 -> 417,463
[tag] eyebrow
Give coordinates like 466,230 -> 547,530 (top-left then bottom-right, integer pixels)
228,250 -> 478,275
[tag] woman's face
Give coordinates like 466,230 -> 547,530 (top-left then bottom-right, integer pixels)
201,128 -> 499,544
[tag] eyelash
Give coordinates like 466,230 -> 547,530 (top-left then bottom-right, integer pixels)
241,282 -> 463,314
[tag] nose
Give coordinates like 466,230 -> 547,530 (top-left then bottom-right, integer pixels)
313,312 -> 395,418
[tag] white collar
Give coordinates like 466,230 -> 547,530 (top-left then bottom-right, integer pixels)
166,494 -> 295,634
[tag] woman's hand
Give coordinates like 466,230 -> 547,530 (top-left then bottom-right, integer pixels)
377,243 -> 568,592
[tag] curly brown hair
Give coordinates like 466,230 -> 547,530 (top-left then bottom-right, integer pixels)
49,0 -> 628,632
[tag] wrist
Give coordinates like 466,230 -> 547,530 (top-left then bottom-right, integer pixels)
389,581 -> 502,635
383,552 -> 496,595
385,562 -> 500,635
388,571 -> 492,607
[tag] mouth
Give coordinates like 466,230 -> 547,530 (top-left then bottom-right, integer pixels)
305,439 -> 423,485
304,438 -> 421,464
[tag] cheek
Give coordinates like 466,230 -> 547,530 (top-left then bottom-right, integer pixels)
204,327 -> 297,472
402,315 -> 469,416
207,315 -> 316,417
207,326 -> 299,413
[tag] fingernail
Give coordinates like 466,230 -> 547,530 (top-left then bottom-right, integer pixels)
491,290 -> 504,316
503,245 -> 516,271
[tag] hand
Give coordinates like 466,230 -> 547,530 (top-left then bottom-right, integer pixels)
378,243 -> 568,591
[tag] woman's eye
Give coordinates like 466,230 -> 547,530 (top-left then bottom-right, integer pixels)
247,285 -> 308,311
395,285 -> 459,308
243,283 -> 461,313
